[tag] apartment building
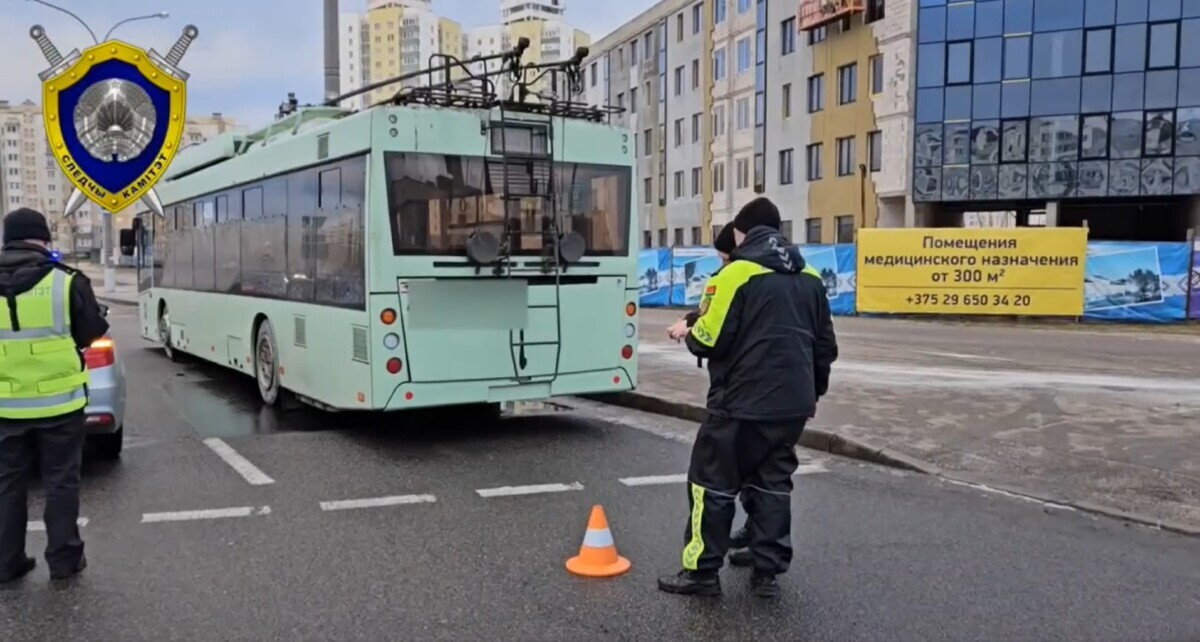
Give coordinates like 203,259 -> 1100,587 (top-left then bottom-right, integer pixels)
0,100 -> 243,257
465,0 -> 591,96
585,0 -> 915,247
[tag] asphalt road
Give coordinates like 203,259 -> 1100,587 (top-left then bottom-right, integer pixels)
2,306 -> 1197,642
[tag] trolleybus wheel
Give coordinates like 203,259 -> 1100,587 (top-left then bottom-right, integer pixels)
159,304 -> 182,363
255,318 -> 282,406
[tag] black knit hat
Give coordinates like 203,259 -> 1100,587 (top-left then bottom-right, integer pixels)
3,208 -> 52,244
732,197 -> 781,233
713,222 -> 736,254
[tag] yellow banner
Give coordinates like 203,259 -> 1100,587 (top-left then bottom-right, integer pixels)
856,228 -> 1088,316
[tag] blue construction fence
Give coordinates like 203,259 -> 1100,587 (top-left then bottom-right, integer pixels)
640,241 -> 1199,324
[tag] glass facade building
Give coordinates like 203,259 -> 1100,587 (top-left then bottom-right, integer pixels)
913,0 -> 1200,202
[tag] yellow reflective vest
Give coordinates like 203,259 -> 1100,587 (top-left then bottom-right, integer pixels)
0,269 -> 89,420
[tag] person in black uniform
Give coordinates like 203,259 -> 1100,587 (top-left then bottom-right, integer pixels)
657,197 -> 838,599
0,208 -> 109,584
665,222 -> 737,341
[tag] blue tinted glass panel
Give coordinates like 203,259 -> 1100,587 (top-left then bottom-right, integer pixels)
975,38 -> 1003,83
1002,82 -> 1031,118
1114,24 -> 1147,72
920,8 -> 947,43
945,85 -> 972,120
1005,0 -> 1033,34
918,43 -> 946,87
917,87 -> 945,122
1085,29 -> 1113,73
1179,68 -> 1200,104
973,83 -> 1002,119
1032,30 -> 1083,78
947,42 -> 973,84
1187,0 -> 1200,17
1087,0 -> 1117,25
1183,20 -> 1200,66
1004,36 -> 1031,79
1149,22 -> 1178,69
1082,75 -> 1114,111
1031,78 -> 1081,116
976,1 -> 1004,37
1035,0 -> 1084,31
1113,72 -> 1147,110
920,0 -> 947,5
1145,69 -> 1179,107
947,3 -> 975,40
1117,0 -> 1148,24
1150,0 -> 1182,20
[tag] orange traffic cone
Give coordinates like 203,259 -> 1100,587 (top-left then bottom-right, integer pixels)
565,505 -> 631,578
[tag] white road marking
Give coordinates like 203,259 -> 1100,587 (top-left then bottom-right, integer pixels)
476,482 -> 584,498
141,506 -> 272,524
620,474 -> 687,486
202,438 -> 275,486
27,518 -> 88,532
319,494 -> 437,512
794,462 -> 828,475
910,350 -> 1015,363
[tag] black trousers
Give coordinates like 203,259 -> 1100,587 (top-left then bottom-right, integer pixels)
681,414 -> 806,575
0,413 -> 86,577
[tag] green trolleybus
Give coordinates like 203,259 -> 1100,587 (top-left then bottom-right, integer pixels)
126,45 -> 639,413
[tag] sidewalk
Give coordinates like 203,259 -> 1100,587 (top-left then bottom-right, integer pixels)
616,309 -> 1200,535
75,264 -> 139,306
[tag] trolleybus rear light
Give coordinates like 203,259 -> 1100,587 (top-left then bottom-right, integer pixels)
404,391 -> 414,401
381,309 -> 397,325
613,376 -> 621,384
386,358 -> 403,374
621,345 -> 633,359
625,302 -> 636,317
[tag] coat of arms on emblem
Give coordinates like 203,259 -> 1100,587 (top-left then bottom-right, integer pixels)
30,23 -> 198,217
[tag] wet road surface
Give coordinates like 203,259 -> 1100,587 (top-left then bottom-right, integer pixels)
2,306 -> 1198,641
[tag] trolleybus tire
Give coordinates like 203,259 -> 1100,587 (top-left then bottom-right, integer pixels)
254,317 -> 282,406
158,303 -> 183,363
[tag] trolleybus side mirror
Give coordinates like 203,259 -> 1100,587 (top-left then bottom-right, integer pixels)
118,228 -> 136,257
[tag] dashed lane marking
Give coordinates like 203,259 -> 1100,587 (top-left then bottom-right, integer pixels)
476,482 -> 585,498
319,494 -> 437,512
28,518 -> 88,532
203,438 -> 276,486
141,506 -> 272,524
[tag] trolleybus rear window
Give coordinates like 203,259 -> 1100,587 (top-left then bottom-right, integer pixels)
384,152 -> 631,256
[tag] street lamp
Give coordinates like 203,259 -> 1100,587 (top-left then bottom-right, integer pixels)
25,0 -> 98,44
104,12 -> 170,41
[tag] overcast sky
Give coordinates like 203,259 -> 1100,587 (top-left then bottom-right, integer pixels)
1,0 -> 648,129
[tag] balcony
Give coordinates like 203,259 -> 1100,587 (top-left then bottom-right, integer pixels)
797,0 -> 864,32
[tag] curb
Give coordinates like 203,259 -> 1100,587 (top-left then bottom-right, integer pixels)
97,295 -> 138,308
587,390 -> 1200,538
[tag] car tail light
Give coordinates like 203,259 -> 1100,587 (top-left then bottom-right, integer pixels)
85,414 -> 114,426
84,338 -> 115,369
625,302 -> 637,317
621,345 -> 633,359
386,357 -> 403,374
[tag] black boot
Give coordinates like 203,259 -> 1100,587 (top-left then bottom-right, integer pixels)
728,548 -> 753,567
657,570 -> 722,596
49,554 -> 86,581
728,525 -> 751,566
750,572 -> 780,599
0,556 -> 36,585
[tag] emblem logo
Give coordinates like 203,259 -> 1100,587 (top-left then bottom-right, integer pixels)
30,24 -> 199,217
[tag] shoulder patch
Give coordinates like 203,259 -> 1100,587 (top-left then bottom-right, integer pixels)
705,285 -> 717,296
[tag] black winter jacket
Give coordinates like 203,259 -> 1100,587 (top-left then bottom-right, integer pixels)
684,226 -> 838,421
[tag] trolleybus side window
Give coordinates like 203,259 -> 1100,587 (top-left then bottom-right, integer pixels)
313,157 -> 365,308
214,194 -> 242,293
287,168 -> 319,302
175,202 -> 195,290
193,199 -> 217,291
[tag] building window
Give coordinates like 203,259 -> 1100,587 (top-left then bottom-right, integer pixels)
736,97 -> 751,130
643,128 -> 652,155
674,66 -> 684,95
674,171 -> 685,198
676,13 -> 684,41
836,136 -> 855,176
865,0 -> 885,24
644,178 -> 653,204
945,41 -> 972,85
869,55 -> 883,94
693,3 -> 702,34
779,220 -> 793,241
867,131 -> 882,172
643,230 -> 652,248
692,113 -> 701,142
838,64 -> 857,104
674,227 -> 684,246
737,37 -> 752,73
630,87 -> 638,112
713,105 -> 726,136
736,157 -> 750,189
616,92 -> 624,109
1083,28 -> 1113,75
644,34 -> 653,60
714,48 -> 726,80
658,228 -> 667,247
714,0 -> 726,24
805,217 -> 822,244
630,41 -> 638,65
806,143 -> 822,181
835,215 -> 854,243
737,0 -> 751,14
807,74 -> 824,112
808,26 -> 826,45
712,161 -> 726,192
692,58 -> 700,88
691,226 -> 701,244
779,148 -> 794,185
692,167 -> 702,195
781,18 -> 796,55
1149,21 -> 1179,69
782,83 -> 792,118
674,118 -> 684,147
